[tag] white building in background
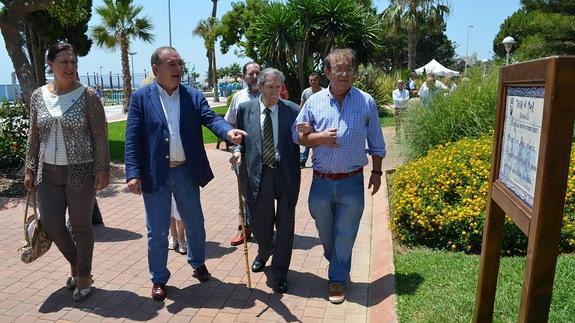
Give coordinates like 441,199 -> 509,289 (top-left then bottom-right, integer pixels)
461,52 -> 478,66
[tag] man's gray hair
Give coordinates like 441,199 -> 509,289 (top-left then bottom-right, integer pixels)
258,67 -> 285,85
151,46 -> 177,66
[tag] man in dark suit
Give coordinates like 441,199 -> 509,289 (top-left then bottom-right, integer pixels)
125,46 -> 246,302
232,68 -> 301,293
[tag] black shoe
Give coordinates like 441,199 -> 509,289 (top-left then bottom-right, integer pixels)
192,265 -> 211,282
251,256 -> 267,273
274,280 -> 288,293
151,283 -> 167,301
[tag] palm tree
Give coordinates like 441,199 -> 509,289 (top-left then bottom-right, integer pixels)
252,0 -> 381,93
91,0 -> 154,112
193,17 -> 220,102
382,0 -> 450,72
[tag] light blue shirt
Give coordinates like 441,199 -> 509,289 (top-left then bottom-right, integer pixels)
292,86 -> 386,173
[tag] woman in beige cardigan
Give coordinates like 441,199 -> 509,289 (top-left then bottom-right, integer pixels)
24,42 -> 110,302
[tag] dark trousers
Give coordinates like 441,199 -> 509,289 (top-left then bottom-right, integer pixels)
38,163 -> 95,277
248,166 -> 295,282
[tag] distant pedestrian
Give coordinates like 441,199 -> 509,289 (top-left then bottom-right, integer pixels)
392,79 -> 410,137
299,72 -> 324,168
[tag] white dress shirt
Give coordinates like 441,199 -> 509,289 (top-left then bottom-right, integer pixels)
392,88 -> 410,109
158,84 -> 186,162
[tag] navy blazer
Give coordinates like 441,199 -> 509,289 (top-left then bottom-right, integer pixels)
236,99 -> 301,205
125,81 -> 232,192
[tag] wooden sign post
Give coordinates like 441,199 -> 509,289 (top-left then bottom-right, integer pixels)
474,56 -> 575,322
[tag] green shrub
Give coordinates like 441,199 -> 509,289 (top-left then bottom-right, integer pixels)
354,65 -> 401,117
403,67 -> 498,159
0,99 -> 28,172
391,135 -> 575,255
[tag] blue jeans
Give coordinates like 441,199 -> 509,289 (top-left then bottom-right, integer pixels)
142,165 -> 206,283
308,173 -> 364,283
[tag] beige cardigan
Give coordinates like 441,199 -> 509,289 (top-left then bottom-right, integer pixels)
25,85 -> 110,189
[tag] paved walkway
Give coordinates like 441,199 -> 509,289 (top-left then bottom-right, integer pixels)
0,128 -> 402,322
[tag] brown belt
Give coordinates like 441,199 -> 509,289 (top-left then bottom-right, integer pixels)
313,167 -> 363,180
169,160 -> 185,168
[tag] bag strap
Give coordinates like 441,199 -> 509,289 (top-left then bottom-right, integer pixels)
23,189 -> 37,242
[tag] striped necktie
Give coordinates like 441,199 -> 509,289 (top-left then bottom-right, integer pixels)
262,108 -> 276,167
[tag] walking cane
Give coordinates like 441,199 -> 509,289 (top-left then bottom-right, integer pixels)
235,163 -> 252,289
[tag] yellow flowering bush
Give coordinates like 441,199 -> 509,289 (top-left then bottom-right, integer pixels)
391,135 -> 575,255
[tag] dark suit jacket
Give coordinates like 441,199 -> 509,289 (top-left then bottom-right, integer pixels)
125,80 -> 232,193
236,99 -> 301,205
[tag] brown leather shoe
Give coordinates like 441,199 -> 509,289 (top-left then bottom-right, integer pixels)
230,227 -> 251,246
151,283 -> 167,301
193,265 -> 211,282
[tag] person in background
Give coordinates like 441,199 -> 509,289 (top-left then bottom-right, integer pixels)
280,82 -> 289,100
418,76 -> 442,109
124,46 -> 246,302
392,79 -> 410,138
233,68 -> 301,293
299,72 -> 324,168
444,76 -> 457,95
168,196 -> 187,255
294,48 -> 385,304
24,42 -> 110,302
405,72 -> 418,97
225,62 -> 261,246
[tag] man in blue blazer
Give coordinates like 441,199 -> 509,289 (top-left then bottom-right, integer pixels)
125,46 -> 246,302
232,68 -> 301,293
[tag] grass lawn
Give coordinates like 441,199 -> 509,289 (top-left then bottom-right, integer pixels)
394,248 -> 575,322
108,105 -> 393,162
107,106 -> 228,162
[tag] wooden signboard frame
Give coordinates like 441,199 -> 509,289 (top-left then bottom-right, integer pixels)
474,56 -> 575,322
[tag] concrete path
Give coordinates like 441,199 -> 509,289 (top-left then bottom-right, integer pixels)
0,128 -> 402,322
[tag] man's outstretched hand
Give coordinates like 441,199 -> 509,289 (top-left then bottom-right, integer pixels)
227,129 -> 247,145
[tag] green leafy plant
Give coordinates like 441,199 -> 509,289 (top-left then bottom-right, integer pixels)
0,100 -> 29,172
403,67 -> 498,159
391,134 -> 575,255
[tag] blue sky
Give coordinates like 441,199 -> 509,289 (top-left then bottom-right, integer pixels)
0,0 -> 522,84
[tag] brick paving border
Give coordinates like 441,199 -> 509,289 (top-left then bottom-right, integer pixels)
0,138 -> 398,322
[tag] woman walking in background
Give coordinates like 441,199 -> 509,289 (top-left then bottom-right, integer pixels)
24,42 -> 110,302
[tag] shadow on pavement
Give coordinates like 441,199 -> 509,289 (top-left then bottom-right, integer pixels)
292,233 -> 321,250
39,288 -> 160,321
205,240 -> 236,258
94,225 -> 143,242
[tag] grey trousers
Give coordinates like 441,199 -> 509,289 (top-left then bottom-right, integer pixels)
37,163 -> 96,277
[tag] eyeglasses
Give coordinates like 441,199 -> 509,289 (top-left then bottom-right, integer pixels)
160,59 -> 185,69
331,67 -> 354,76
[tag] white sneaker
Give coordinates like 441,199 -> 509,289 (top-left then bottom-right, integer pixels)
178,241 -> 187,255
168,236 -> 178,250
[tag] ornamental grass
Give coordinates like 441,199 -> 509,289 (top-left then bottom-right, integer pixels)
391,135 -> 575,255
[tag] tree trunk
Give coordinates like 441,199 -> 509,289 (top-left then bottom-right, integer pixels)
211,48 -> 219,102
0,17 -> 36,104
120,30 -> 132,113
407,24 -> 417,72
206,49 -> 213,88
0,0 -> 57,104
211,0 -> 218,18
